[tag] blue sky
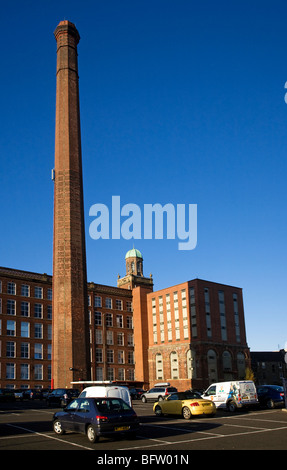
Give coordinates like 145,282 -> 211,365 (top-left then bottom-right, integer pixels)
1,0 -> 287,351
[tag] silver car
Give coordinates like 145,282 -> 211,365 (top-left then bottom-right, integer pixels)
141,383 -> 177,402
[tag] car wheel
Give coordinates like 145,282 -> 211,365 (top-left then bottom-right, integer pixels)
154,405 -> 163,416
86,425 -> 99,443
141,396 -> 147,403
182,406 -> 192,420
53,420 -> 65,435
266,399 -> 275,409
227,401 -> 237,412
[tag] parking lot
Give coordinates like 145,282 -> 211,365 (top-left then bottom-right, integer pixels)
0,399 -> 287,452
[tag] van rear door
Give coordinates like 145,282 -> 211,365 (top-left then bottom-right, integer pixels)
239,381 -> 258,405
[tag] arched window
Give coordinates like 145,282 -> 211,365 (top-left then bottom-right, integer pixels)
223,350 -> 233,381
170,351 -> 179,379
237,352 -> 246,379
156,353 -> 163,380
207,349 -> 218,383
187,349 -> 196,379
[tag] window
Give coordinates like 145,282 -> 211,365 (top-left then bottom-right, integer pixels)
105,298 -> 112,309
95,330 -> 102,344
189,287 -> 197,338
47,305 -> 52,320
237,352 -> 246,379
107,350 -> 114,363
7,300 -> 16,315
205,385 -> 216,397
34,343 -> 43,359
156,353 -> 163,380
34,323 -> 43,339
47,288 -> 52,300
34,364 -> 43,380
207,349 -> 218,383
94,296 -> 102,307
6,341 -> 15,358
7,320 -> 16,336
34,303 -> 43,318
95,348 -> 103,362
106,313 -> 113,327
21,284 -> 30,297
170,351 -> 179,379
7,282 -> 16,295
47,324 -> 52,340
35,287 -> 43,299
106,331 -> 113,345
204,288 -> 212,338
127,316 -> 133,329
118,368 -> 125,381
116,299 -> 123,310
21,301 -> 29,317
116,315 -> 123,328
21,322 -> 30,338
118,350 -> 124,364
48,365 -> 51,380
117,332 -> 124,346
94,311 -> 102,326
96,367 -> 103,381
126,301 -> 132,312
48,344 -> 52,360
21,364 -> 29,380
21,342 -> 29,359
187,349 -> 196,379
127,333 -> 134,346
6,363 -> 15,379
223,351 -> 233,380
218,290 -> 227,341
128,351 -> 134,364
233,293 -> 240,342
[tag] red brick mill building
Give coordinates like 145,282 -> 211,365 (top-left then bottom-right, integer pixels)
0,248 -> 251,392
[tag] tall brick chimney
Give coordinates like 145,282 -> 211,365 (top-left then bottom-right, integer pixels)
52,21 -> 90,388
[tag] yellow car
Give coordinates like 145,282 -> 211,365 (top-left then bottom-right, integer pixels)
153,391 -> 216,419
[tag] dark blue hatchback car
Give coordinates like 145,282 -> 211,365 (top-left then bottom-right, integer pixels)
53,397 -> 140,443
256,385 -> 285,409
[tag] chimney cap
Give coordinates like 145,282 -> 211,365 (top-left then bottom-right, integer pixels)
54,20 -> 80,43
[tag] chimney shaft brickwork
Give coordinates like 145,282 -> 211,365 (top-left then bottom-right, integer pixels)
52,21 -> 90,388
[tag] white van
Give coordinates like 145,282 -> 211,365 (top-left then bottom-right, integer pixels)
202,380 -> 258,412
79,384 -> 132,407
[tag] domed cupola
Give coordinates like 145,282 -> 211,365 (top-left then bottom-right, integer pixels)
125,247 -> 143,276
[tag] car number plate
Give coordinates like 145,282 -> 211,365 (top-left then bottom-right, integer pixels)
115,426 -> 130,431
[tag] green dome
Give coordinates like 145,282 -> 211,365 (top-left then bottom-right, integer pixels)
125,248 -> 143,259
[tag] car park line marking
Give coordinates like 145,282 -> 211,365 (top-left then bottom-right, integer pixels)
146,423 -> 225,437
220,414 -> 287,425
216,423 -> 267,431
5,424 -> 93,450
120,423 -> 287,450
